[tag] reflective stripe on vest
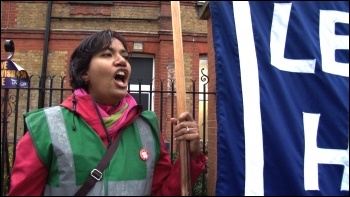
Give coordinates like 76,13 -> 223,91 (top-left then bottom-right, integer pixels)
41,106 -> 156,196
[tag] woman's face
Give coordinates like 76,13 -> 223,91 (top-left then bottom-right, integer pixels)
83,38 -> 131,106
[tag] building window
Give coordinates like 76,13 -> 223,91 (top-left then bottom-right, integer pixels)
198,55 -> 208,146
128,55 -> 154,111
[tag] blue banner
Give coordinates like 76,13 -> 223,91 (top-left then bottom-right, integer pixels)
1,59 -> 29,88
210,1 -> 349,196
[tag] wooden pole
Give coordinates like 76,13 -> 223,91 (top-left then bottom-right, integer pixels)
171,1 -> 192,196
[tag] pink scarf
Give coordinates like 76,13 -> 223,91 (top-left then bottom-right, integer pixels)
74,88 -> 137,135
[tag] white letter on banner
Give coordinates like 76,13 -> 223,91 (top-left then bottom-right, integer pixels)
270,3 -> 316,73
320,10 -> 349,77
303,112 -> 349,191
232,1 -> 264,196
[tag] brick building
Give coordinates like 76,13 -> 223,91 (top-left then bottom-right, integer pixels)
1,1 -> 219,195
1,1 -> 208,134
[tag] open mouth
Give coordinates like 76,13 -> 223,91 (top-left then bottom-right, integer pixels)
114,70 -> 128,85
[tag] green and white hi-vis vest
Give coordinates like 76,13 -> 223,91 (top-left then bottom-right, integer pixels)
24,106 -> 161,196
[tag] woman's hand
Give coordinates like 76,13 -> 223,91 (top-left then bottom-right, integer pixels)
170,111 -> 201,159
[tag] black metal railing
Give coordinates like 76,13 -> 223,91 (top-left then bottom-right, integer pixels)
1,73 -> 214,196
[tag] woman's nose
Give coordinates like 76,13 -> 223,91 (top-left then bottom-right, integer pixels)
113,54 -> 127,67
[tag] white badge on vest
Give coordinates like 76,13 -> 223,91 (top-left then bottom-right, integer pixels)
139,148 -> 149,161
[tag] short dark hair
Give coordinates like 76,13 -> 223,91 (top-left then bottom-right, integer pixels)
69,30 -> 128,90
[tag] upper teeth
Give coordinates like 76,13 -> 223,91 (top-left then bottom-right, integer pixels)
117,71 -> 125,76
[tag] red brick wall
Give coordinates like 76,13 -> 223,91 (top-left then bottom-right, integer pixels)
1,1 -> 218,195
1,1 -> 210,152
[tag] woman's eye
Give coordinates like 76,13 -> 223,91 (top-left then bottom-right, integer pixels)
122,55 -> 129,60
102,53 -> 112,57
99,51 -> 112,57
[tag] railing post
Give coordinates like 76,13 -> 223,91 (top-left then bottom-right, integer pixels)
1,39 -> 15,196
